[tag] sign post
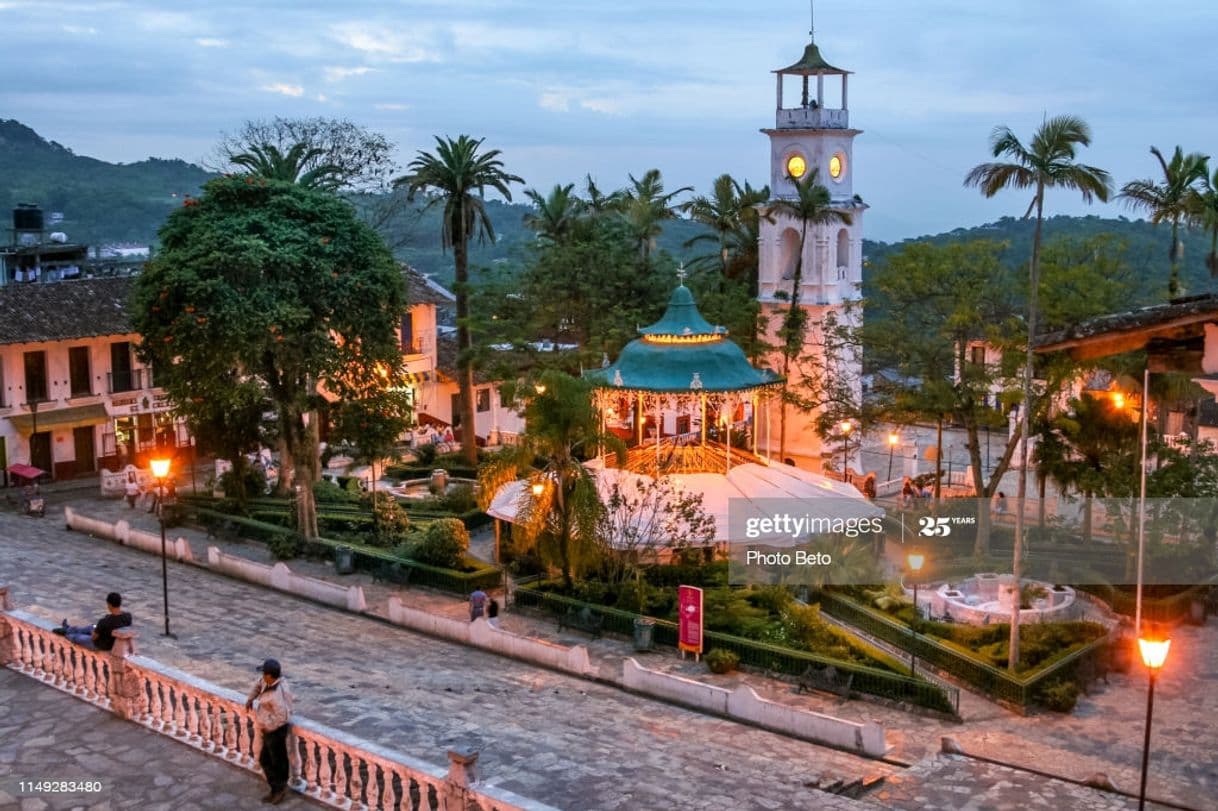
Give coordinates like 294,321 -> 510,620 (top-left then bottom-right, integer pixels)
678,585 -> 704,661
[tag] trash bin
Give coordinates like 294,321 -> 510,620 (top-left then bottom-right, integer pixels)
335,546 -> 355,575
633,617 -> 655,651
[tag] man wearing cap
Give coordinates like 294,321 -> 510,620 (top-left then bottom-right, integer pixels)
246,658 -> 294,804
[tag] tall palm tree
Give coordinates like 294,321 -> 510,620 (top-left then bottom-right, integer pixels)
685,174 -> 770,280
964,114 -> 1111,673
769,169 -> 851,459
584,174 -> 622,216
1119,145 -> 1210,297
395,135 -> 523,465
1194,166 -> 1218,278
523,183 -> 585,244
620,169 -> 692,264
229,142 -> 344,190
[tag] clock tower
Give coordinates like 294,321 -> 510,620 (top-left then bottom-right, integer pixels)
758,37 -> 864,471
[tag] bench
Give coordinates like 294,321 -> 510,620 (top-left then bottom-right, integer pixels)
797,664 -> 854,699
557,605 -> 604,638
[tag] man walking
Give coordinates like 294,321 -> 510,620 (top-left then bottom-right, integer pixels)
246,658 -> 294,804
469,587 -> 488,622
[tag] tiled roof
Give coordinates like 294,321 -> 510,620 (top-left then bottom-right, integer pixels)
436,332 -> 494,385
401,264 -> 455,308
0,277 -> 135,345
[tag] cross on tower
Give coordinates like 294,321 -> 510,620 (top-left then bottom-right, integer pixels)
676,264 -> 687,285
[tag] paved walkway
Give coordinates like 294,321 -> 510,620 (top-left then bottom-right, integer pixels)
0,668 -> 320,810
4,489 -> 1215,810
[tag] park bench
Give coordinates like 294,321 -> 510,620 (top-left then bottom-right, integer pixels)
557,605 -> 604,638
797,664 -> 854,699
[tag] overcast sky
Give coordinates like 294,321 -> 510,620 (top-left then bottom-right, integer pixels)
2,0 -> 1216,241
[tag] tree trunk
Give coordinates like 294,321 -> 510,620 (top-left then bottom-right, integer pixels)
1083,492 -> 1093,544
965,415 -> 990,557
274,437 -> 293,498
1009,186 -> 1045,673
454,207 -> 479,467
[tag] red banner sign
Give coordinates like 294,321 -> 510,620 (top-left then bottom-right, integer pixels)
678,585 -> 703,655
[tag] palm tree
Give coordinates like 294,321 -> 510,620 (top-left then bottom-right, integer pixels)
477,370 -> 625,589
620,169 -> 692,264
685,174 -> 770,280
964,114 -> 1112,673
229,142 -> 344,190
1195,166 -> 1218,278
769,169 -> 852,459
395,135 -> 523,465
523,183 -> 585,244
1119,145 -> 1210,297
584,174 -> 623,216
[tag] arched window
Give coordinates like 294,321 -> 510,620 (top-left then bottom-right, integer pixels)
779,228 -> 801,288
836,228 -> 850,279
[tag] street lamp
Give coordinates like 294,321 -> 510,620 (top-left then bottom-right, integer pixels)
149,456 -> 176,639
1136,635 -> 1171,811
531,480 -> 545,497
907,551 -> 926,676
839,420 -> 853,479
887,432 -> 899,481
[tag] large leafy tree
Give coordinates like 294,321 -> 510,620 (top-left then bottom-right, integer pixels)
132,177 -> 408,539
228,142 -> 344,191
769,169 -> 852,459
395,135 -> 523,465
1119,145 -> 1210,297
478,370 -> 625,588
964,114 -> 1111,672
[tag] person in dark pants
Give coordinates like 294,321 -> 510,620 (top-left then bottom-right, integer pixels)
246,658 -> 294,805
55,592 -> 132,651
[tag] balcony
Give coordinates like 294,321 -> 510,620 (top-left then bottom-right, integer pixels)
107,368 -> 152,393
776,106 -> 849,130
401,334 -> 433,357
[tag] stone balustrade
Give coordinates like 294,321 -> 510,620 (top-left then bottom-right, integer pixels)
1,605 -> 556,811
64,506 -> 195,562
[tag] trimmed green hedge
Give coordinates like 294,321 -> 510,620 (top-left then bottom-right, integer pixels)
816,589 -> 1112,707
514,585 -> 959,714
184,505 -> 502,595
182,493 -> 489,530
1075,583 -> 1210,625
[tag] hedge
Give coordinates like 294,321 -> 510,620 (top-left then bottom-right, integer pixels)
816,588 -> 1112,707
514,584 -> 959,714
182,493 -> 489,530
183,505 -> 502,596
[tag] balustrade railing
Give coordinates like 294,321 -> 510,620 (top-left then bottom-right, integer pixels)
1,608 -> 555,811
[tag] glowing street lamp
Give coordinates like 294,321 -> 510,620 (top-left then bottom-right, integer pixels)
531,481 -> 545,497
1136,636 -> 1171,811
887,432 -> 900,481
149,456 -> 176,639
907,551 -> 926,676
839,420 -> 853,478
1112,391 -> 1126,410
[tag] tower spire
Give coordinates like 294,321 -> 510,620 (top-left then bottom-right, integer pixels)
809,0 -> 815,43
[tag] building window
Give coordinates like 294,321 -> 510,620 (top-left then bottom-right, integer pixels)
476,388 -> 491,413
69,346 -> 92,397
970,345 -> 986,367
110,341 -> 133,393
23,351 -> 48,402
400,312 -> 415,353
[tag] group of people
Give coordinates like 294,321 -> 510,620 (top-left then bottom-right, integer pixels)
57,592 -> 293,804
469,587 -> 500,628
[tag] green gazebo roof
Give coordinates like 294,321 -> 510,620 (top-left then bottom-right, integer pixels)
585,284 -> 782,394
774,42 -> 849,76
638,284 -> 723,337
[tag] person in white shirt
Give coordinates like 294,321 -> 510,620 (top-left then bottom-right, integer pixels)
246,658 -> 294,804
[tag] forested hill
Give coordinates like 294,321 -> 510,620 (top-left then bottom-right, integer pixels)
863,215 -> 1217,303
0,119 -> 215,244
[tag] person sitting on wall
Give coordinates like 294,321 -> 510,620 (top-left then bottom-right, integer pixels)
54,592 -> 132,651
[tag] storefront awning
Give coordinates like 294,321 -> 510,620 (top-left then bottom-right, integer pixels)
8,403 -> 111,435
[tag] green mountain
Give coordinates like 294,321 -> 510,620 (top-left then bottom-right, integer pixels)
0,119 -> 215,244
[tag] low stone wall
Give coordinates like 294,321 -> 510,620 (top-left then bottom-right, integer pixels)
621,658 -> 889,758
206,548 -> 367,613
386,597 -> 595,677
64,507 -> 194,562
0,605 -> 556,811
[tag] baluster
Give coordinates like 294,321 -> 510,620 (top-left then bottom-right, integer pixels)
135,674 -> 151,721
82,652 -> 97,699
31,632 -> 46,678
45,638 -> 63,685
173,685 -> 187,736
363,758 -> 379,810
301,736 -> 318,796
380,763 -> 395,811
207,702 -> 223,753
149,678 -> 164,728
183,691 -> 199,742
236,715 -> 250,764
333,749 -> 349,805
318,743 -> 334,802
248,721 -> 263,769
224,706 -> 239,760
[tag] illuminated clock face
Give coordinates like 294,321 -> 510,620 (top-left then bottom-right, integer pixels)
785,154 -> 807,180
829,153 -> 845,181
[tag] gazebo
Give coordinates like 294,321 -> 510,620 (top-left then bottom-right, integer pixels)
582,279 -> 783,477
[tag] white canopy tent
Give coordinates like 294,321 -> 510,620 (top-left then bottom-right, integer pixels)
487,461 -> 881,548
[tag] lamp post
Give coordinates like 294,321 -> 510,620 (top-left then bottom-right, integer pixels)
887,432 -> 899,481
1136,636 -> 1171,811
839,420 -> 853,480
907,551 -> 925,676
149,456 -> 176,639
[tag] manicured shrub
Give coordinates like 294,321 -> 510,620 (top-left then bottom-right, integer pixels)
1038,679 -> 1080,712
314,479 -> 359,504
705,648 -> 740,674
408,518 -> 469,569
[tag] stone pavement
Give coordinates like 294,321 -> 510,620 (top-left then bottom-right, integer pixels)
6,489 -> 1216,810
0,668 -> 320,810
0,506 -> 888,811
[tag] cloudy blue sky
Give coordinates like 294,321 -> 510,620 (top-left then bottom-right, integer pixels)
2,0 -> 1215,241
